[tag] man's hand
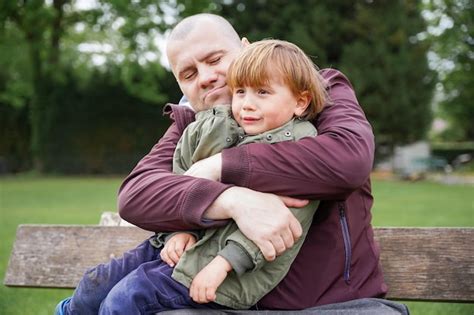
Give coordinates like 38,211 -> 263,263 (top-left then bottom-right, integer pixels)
184,153 -> 222,181
160,233 -> 196,267
189,255 -> 232,303
206,187 -> 308,261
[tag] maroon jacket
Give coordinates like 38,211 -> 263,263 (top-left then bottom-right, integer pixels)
118,69 -> 387,309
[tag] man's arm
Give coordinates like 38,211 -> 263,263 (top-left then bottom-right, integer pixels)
221,69 -> 374,200
118,107 -> 306,241
118,122 -> 232,231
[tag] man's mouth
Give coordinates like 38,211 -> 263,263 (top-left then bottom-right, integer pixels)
203,86 -> 225,102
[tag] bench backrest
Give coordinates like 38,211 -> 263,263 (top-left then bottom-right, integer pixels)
4,225 -> 473,302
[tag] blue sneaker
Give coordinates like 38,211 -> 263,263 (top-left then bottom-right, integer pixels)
54,297 -> 71,315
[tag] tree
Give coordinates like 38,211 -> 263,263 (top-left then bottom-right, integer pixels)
0,0 -> 102,170
425,0 -> 474,141
176,0 -> 435,158
339,0 -> 436,157
0,0 -> 175,172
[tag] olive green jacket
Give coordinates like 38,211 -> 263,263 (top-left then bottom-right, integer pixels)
167,105 -> 319,309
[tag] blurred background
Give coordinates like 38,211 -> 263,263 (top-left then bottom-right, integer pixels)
0,0 -> 473,314
0,0 -> 472,175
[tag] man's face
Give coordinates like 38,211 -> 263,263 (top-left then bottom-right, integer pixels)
167,23 -> 242,112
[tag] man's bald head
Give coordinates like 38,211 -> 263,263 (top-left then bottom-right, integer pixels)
168,13 -> 241,47
165,14 -> 245,112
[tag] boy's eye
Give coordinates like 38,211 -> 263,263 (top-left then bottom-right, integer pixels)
234,88 -> 245,94
258,89 -> 269,95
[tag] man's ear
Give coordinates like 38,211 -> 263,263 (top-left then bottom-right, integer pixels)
241,37 -> 250,47
294,91 -> 312,117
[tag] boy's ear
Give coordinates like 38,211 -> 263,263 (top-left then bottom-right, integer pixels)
294,91 -> 312,117
241,37 -> 250,47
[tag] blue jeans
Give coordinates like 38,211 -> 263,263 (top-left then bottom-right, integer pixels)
66,238 -> 222,314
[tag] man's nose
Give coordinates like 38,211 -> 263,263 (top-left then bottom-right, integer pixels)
199,67 -> 218,88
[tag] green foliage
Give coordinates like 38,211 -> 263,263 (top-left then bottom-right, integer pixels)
0,22 -> 32,109
0,0 -> 180,173
0,102 -> 30,173
425,0 -> 473,141
37,66 -> 176,174
431,141 -> 474,163
195,0 -> 435,156
340,1 -> 435,151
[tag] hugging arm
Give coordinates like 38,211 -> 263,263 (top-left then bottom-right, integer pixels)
118,121 -> 232,232
221,69 -> 375,200
118,69 -> 372,259
182,69 -> 373,259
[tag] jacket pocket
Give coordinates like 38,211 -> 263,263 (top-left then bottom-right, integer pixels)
338,202 -> 352,284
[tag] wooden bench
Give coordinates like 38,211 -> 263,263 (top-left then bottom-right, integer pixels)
4,222 -> 474,304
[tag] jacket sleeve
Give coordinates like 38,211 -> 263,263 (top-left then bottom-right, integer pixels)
219,201 -> 319,275
118,121 -> 232,232
220,69 -> 375,200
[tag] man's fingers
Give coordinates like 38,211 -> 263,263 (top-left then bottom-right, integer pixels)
271,236 -> 287,256
281,227 -> 295,249
289,216 -> 303,241
259,241 -> 277,261
279,195 -> 309,208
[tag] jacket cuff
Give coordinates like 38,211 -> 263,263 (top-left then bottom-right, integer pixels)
221,146 -> 251,187
180,179 -> 233,228
218,241 -> 254,276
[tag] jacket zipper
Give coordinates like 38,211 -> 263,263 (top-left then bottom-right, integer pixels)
338,202 -> 352,284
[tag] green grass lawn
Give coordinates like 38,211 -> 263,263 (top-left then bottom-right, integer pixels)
1,175 -> 473,315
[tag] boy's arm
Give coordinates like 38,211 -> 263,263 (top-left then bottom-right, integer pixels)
220,201 -> 319,275
190,255 -> 233,304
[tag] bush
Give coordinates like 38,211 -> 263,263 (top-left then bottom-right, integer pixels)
39,69 -> 176,174
0,102 -> 31,173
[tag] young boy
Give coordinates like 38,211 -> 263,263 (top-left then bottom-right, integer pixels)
56,39 -> 327,314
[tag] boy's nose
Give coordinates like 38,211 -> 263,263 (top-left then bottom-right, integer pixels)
242,95 -> 256,111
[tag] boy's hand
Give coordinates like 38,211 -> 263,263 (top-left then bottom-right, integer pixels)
160,233 -> 196,267
189,255 -> 232,303
184,153 -> 221,181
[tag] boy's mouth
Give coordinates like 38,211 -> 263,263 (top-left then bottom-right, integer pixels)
242,117 -> 260,123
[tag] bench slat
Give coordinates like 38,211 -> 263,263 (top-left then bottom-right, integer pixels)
4,225 -> 153,288
4,225 -> 473,302
374,227 -> 473,302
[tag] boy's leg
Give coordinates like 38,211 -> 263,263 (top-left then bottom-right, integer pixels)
66,238 -> 160,315
99,259 -> 222,315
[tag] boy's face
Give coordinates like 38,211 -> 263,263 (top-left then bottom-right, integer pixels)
232,77 -> 310,135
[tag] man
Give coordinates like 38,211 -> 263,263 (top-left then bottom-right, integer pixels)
119,13 -> 405,313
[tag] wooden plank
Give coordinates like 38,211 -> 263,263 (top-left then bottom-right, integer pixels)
4,225 -> 153,288
375,227 -> 474,302
4,225 -> 474,302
